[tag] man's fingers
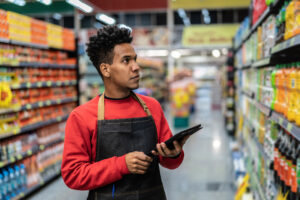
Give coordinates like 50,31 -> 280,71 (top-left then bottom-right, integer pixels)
160,142 -> 172,155
156,143 -> 166,157
135,152 -> 153,162
173,141 -> 182,153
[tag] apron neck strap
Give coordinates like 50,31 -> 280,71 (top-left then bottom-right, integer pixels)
98,91 -> 151,121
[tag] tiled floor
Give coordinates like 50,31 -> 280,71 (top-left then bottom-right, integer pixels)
30,87 -> 234,200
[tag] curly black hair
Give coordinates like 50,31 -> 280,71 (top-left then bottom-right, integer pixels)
86,25 -> 133,77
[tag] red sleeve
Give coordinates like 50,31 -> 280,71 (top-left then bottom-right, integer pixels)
155,102 -> 184,169
61,111 -> 130,190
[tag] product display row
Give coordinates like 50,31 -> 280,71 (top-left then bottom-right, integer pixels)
0,9 -> 75,50
0,9 -> 78,200
233,0 -> 300,199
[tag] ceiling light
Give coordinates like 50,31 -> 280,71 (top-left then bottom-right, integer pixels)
96,14 -> 116,25
66,0 -> 93,13
53,13 -> 62,20
6,0 -> 25,6
37,0 -> 52,5
222,48 -> 228,55
137,50 -> 169,57
171,51 -> 181,59
212,49 -> 221,58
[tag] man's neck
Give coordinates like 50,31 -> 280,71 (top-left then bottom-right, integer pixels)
104,89 -> 131,99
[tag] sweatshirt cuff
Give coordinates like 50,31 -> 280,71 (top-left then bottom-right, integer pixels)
117,155 -> 130,175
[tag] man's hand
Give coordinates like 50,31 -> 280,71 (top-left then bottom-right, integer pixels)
151,135 -> 190,158
125,151 -> 153,174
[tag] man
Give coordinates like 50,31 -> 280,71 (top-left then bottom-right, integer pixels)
61,25 -> 189,200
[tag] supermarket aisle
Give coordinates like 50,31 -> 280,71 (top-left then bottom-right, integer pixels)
30,87 -> 234,200
160,86 -> 235,200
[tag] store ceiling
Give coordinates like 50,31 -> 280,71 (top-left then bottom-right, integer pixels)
86,0 -> 167,12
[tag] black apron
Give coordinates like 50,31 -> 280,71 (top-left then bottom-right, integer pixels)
87,92 -> 167,200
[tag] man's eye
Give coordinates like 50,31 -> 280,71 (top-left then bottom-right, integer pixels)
123,59 -> 129,64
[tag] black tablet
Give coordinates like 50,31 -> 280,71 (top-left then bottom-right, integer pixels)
153,123 -> 203,152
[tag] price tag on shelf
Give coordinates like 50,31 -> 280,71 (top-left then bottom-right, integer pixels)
46,81 -> 52,87
38,102 -> 43,107
17,154 -> 22,160
46,100 -> 51,106
27,150 -> 32,156
56,99 -> 62,104
0,162 -> 4,168
13,128 -> 20,135
291,37 -> 296,45
20,193 -> 24,198
26,83 -> 32,88
71,80 -> 76,84
287,123 -> 293,132
57,116 -> 62,121
37,82 -> 42,87
10,157 -> 16,163
26,104 -> 32,110
57,81 -> 62,86
65,80 -> 70,85
40,145 -> 45,151
40,180 -> 45,185
279,118 -> 284,126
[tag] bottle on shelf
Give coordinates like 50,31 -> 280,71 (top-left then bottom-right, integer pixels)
271,64 -> 278,111
296,62 -> 300,126
290,140 -> 297,200
287,62 -> 297,122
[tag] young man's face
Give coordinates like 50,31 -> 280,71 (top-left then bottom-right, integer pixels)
108,43 -> 140,91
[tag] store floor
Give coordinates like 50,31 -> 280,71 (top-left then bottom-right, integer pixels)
29,87 -> 235,200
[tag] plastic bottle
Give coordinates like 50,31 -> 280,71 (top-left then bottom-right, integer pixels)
271,65 -> 278,110
13,165 -> 20,195
2,170 -> 9,199
19,164 -> 26,192
284,64 -> 291,118
278,64 -> 285,114
285,134 -> 293,199
293,1 -> 300,36
279,131 -> 287,192
274,129 -> 283,186
7,168 -> 15,196
0,173 -> 4,200
288,63 -> 297,122
296,62 -> 300,126
285,0 -> 295,40
290,140 -> 297,200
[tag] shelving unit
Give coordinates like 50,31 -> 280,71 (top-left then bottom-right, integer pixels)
0,10 -> 78,200
233,0 -> 300,198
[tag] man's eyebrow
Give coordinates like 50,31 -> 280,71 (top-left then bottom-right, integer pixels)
122,55 -> 137,59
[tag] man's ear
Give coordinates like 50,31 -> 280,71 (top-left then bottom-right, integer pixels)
100,63 -> 111,78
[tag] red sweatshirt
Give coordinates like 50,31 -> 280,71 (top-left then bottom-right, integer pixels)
61,94 -> 184,190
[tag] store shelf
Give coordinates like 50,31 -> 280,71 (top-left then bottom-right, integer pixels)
8,62 -> 76,69
270,111 -> 300,141
242,91 -> 300,141
0,38 -> 74,52
254,101 -> 272,117
0,115 -> 69,140
241,89 -> 255,99
252,57 -> 271,68
0,97 -> 77,115
11,80 -> 77,90
10,40 -> 48,49
13,169 -> 61,200
271,34 -> 300,54
0,137 -> 64,169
